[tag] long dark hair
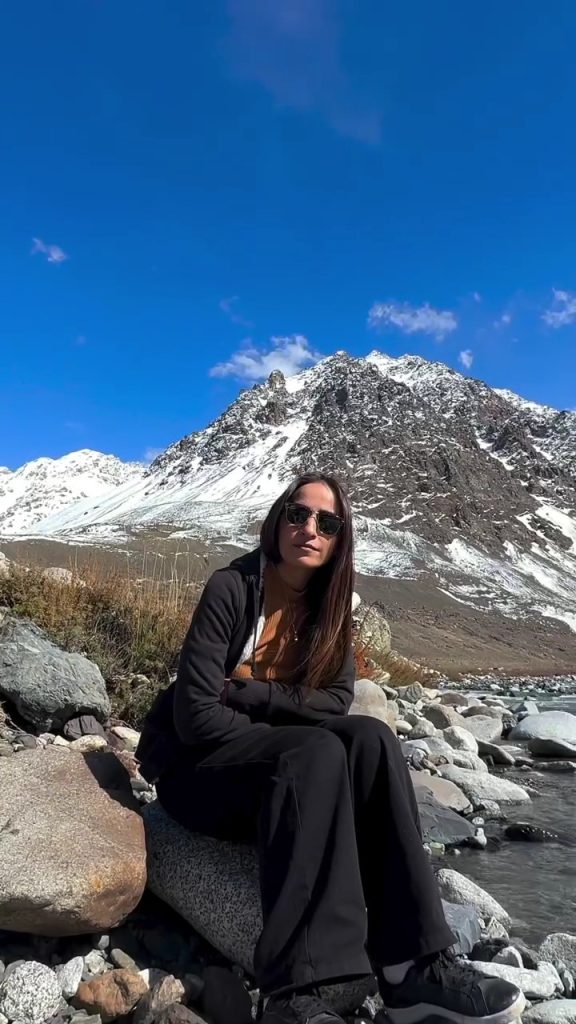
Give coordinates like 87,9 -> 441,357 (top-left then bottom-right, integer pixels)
260,473 -> 354,689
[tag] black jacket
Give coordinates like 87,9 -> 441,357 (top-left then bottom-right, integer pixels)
136,548 -> 355,782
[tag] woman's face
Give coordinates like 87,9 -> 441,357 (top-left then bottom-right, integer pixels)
278,481 -> 341,573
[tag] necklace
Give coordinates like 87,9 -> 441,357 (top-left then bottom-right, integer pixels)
285,601 -> 299,643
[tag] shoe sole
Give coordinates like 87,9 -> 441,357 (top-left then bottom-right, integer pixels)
383,989 -> 526,1024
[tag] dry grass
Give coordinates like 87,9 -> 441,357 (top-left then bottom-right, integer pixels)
0,552 -> 205,725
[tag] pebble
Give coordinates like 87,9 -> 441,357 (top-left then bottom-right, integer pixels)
83,950 -> 108,976
110,948 -> 138,971
493,946 -> 524,969
55,956 -> 85,998
0,961 -> 61,1024
69,735 -> 108,753
93,935 -> 110,952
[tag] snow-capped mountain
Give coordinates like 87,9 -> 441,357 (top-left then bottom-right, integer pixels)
0,449 -> 144,534
7,352 -> 576,633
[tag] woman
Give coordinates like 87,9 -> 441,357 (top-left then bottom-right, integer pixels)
137,473 -> 524,1024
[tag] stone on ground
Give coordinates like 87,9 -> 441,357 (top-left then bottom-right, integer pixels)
414,788 -> 475,847
437,868 -> 510,926
524,1001 -> 576,1024
529,737 -> 576,758
132,975 -> 186,1024
350,678 -> 396,732
0,748 -> 146,935
468,960 -> 562,999
438,763 -> 531,807
0,614 -> 110,732
539,935 -> 576,975
0,961 -> 61,1024
73,968 -> 148,1023
477,740 -> 516,766
422,704 -> 468,731
461,716 -> 504,743
410,772 -> 472,814
142,802 -> 373,1016
510,712 -> 576,746
55,956 -> 85,998
443,726 -> 479,754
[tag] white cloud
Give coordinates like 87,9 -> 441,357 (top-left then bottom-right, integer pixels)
219,296 -> 253,328
210,334 -> 321,381
542,289 -> 576,328
472,291 -> 482,303
368,300 -> 458,341
31,237 -> 69,264
224,0 -> 381,144
494,312 -> 512,328
144,447 -> 164,463
459,349 -> 474,370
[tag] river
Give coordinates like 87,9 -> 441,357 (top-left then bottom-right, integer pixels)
455,695 -> 576,946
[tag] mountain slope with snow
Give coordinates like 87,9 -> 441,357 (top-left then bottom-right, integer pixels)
7,352 -> 576,636
0,450 -> 144,534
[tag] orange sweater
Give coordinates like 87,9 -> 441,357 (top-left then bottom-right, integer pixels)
232,562 -> 309,683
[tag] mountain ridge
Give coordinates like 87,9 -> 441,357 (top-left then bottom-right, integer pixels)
2,351 -> 576,639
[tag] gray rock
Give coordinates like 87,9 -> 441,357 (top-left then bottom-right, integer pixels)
410,719 -> 437,740
443,726 -> 479,755
0,961 -> 61,1024
422,705 -> 467,732
513,701 -> 540,718
402,739 -> 431,756
349,679 -> 394,730
442,900 -> 483,955
0,742 -> 13,758
436,868 -> 510,925
0,616 -> 110,732
463,706 -> 506,721
523,1001 -> 576,1024
396,683 -> 427,704
0,748 -> 146,935
510,712 -> 576,746
493,946 -> 524,968
438,764 -> 531,808
110,949 -> 138,971
467,959 -> 562,999
483,917 -> 511,941
539,935 -> 576,976
410,772 -> 472,814
529,738 -> 576,758
415,790 -> 475,847
477,740 -> 516,766
55,957 -> 84,998
450,751 -> 490,773
462,716 -> 504,743
84,950 -> 108,976
142,802 -> 374,1016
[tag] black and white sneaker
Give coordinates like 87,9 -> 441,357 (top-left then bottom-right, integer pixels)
261,990 -> 346,1024
378,950 -> 525,1024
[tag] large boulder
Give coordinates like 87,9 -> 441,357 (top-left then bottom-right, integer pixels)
438,764 -> 531,808
529,737 -> 576,758
142,803 -> 373,1016
524,1001 -> 576,1024
436,868 -> 510,926
0,747 -> 146,935
510,712 -> 576,746
539,934 -> 576,975
410,772 -> 472,814
350,678 -> 396,732
414,788 -> 475,847
0,614 -> 110,731
462,716 -> 504,743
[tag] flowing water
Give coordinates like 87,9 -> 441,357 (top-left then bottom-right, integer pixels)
455,695 -> 576,946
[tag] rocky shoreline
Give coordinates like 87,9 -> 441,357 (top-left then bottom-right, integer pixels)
1,612 -> 576,1023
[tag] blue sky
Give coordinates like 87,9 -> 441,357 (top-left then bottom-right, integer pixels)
1,0 -> 576,469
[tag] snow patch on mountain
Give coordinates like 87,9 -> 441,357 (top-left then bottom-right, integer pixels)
0,449 -> 144,535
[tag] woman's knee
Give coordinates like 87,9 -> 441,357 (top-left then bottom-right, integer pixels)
337,713 -> 397,744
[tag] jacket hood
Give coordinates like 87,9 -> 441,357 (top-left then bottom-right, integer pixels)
228,547 -> 263,580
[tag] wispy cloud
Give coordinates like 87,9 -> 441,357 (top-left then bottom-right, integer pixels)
459,349 -> 474,370
219,296 -> 253,329
210,334 -> 321,382
542,288 -> 576,328
472,291 -> 482,303
31,237 -> 69,264
144,447 -> 164,463
494,312 -> 512,328
224,0 -> 381,144
368,300 -> 458,341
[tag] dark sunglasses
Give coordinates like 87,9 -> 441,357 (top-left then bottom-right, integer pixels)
284,502 -> 344,537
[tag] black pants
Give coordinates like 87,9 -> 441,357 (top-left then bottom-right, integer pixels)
156,715 -> 455,995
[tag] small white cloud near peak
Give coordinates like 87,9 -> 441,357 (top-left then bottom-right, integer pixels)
368,300 -> 458,341
31,237 -> 69,264
459,349 -> 474,370
542,288 -> 576,328
210,334 -> 321,382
